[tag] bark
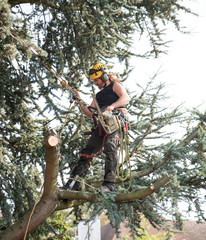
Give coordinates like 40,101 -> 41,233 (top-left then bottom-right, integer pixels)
43,129 -> 60,197
115,174 -> 169,202
0,196 -> 58,240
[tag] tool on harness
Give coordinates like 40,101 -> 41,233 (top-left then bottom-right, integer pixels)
93,96 -> 120,134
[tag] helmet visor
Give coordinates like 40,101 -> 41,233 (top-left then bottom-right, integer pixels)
89,69 -> 100,75
89,68 -> 103,80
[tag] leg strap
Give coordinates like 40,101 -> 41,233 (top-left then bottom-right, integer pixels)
80,133 -> 109,159
80,153 -> 93,158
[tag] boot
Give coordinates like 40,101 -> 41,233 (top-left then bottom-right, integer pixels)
100,182 -> 115,193
60,156 -> 92,191
59,177 -> 81,191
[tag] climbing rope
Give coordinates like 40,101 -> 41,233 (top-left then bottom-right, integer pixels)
116,116 -> 132,190
23,183 -> 44,240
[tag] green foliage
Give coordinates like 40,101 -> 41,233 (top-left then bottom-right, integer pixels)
135,216 -> 174,240
0,0 -> 12,39
0,0 -> 205,239
46,212 -> 74,240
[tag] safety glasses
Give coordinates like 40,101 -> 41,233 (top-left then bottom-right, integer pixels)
89,68 -> 100,76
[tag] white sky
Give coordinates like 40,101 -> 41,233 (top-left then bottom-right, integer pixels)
124,0 -> 206,111
115,1 -> 206,219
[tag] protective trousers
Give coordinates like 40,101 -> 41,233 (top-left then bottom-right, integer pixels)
67,127 -> 120,191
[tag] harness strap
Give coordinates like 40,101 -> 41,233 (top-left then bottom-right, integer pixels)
98,122 -> 103,136
125,121 -> 128,131
84,128 -> 95,135
84,113 -> 98,135
80,154 -> 94,159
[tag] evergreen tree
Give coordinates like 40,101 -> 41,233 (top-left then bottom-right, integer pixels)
1,0 -> 205,239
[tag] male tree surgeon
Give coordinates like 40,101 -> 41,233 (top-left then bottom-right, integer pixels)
60,63 -> 130,192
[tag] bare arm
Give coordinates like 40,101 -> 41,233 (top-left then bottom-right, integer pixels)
72,90 -> 95,118
107,82 -> 130,111
79,99 -> 96,118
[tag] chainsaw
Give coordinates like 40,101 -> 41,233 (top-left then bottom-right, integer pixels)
93,96 -> 120,134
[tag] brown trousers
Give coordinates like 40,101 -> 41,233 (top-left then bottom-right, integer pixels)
71,127 -> 120,186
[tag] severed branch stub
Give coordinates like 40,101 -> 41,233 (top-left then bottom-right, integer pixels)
48,135 -> 59,147
45,129 -> 60,147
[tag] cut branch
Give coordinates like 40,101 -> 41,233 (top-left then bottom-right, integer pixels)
43,129 -> 60,197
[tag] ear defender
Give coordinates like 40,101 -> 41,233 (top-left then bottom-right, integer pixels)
99,67 -> 109,82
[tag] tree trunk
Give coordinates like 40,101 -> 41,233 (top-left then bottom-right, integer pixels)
0,196 -> 58,240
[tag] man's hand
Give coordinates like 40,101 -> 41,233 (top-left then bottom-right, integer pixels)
107,105 -> 115,111
72,89 -> 80,99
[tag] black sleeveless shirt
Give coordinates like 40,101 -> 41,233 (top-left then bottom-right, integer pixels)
96,82 -> 119,108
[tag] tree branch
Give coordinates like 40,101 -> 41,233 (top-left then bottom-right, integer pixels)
8,0 -> 59,9
58,190 -> 96,203
127,122 -> 206,181
0,196 -> 58,240
116,174 -> 169,202
58,174 -> 169,203
43,129 -> 61,197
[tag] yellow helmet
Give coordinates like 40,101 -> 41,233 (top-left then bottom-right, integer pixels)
89,63 -> 108,82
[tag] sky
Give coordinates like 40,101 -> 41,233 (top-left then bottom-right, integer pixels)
120,1 -> 206,219
123,0 -> 206,111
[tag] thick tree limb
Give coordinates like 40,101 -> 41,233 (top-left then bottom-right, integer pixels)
0,129 -> 60,240
58,190 -> 96,203
58,174 -> 169,203
0,196 -> 58,240
43,129 -> 60,197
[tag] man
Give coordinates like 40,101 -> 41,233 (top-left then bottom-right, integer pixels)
61,63 -> 130,192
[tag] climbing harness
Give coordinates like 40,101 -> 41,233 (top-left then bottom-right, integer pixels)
82,98 -> 132,189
